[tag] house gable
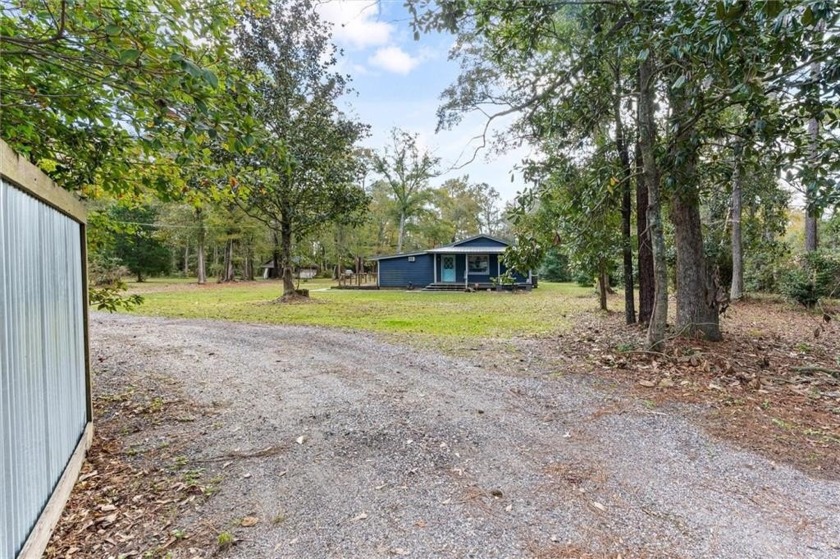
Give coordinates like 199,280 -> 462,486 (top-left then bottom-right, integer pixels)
448,234 -> 510,249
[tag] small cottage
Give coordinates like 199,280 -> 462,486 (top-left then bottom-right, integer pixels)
374,235 -> 533,290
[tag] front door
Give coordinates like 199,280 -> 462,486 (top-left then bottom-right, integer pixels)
441,255 -> 456,282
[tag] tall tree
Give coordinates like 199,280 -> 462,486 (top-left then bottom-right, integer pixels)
412,0 -> 839,346
635,140 -> 655,324
637,48 -> 669,348
230,0 -> 369,297
108,204 -> 172,282
730,141 -> 745,300
372,128 -> 440,253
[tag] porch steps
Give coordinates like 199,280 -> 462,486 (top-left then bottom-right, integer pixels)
422,282 -> 495,292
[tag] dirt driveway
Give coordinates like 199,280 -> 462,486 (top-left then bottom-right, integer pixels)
58,314 -> 840,558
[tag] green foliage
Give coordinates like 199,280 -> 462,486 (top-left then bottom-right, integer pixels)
107,205 -> 173,281
217,531 -> 234,550
781,250 -> 840,307
0,0 -> 257,195
823,212 -> 840,252
745,241 -> 790,293
372,128 -> 440,252
88,254 -> 145,311
539,247 -> 571,282
227,0 -> 369,294
89,285 -> 144,313
574,271 -> 594,288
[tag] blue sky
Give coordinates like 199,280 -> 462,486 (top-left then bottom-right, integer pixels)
316,0 -> 532,203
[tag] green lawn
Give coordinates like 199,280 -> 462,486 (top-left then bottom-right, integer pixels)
123,278 -> 597,340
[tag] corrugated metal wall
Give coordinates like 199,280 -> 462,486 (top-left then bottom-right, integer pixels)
0,178 -> 87,559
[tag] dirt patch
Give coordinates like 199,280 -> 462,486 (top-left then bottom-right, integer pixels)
274,292 -> 318,304
48,312 -> 840,558
46,371 -> 223,557
527,297 -> 839,479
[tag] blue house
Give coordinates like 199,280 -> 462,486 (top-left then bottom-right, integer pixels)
374,235 -> 532,290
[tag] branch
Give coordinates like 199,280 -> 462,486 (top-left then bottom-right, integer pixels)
0,0 -> 67,46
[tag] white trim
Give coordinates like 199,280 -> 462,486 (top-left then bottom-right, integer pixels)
465,254 -> 469,286
497,255 -> 501,278
376,261 -> 380,287
433,254 -> 437,283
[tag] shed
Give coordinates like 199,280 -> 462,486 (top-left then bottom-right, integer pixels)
1,139 -> 92,558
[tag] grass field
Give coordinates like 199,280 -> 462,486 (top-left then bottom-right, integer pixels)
123,278 -> 598,340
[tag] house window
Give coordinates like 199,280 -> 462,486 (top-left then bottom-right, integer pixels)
408,256 -> 416,262
468,254 -> 489,274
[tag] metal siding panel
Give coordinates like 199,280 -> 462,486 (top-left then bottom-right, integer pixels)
0,180 -> 87,558
0,180 -> 11,559
378,254 -> 433,287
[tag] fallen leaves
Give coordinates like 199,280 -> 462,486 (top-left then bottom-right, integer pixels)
552,297 -> 840,478
45,382 -> 221,558
240,516 -> 259,527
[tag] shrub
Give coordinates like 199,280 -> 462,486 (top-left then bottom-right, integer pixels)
539,247 -> 571,282
88,256 -> 144,312
781,250 -> 840,307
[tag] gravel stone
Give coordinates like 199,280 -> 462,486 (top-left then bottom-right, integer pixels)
91,313 -> 840,558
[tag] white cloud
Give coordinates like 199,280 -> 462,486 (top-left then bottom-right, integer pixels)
317,1 -> 392,50
368,46 -> 422,75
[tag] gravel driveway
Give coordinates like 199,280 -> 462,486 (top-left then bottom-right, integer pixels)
91,314 -> 840,558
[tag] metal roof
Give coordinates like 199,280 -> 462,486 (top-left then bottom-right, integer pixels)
371,250 -> 429,261
373,235 -> 511,260
427,246 -> 507,254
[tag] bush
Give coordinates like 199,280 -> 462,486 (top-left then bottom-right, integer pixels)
88,255 -> 144,312
539,248 -> 571,282
89,256 -> 130,287
781,250 -> 840,307
574,270 -> 594,287
745,242 -> 791,293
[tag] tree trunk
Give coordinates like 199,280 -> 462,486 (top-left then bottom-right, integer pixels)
805,116 -> 819,251
280,216 -> 296,296
397,211 -> 406,254
805,22 -> 822,253
244,249 -> 254,281
271,229 -> 281,280
613,74 -> 636,324
196,210 -> 206,285
635,141 -> 654,324
219,239 -> 235,282
639,56 -> 668,350
671,190 -> 722,341
668,87 -> 721,341
598,263 -> 608,311
730,144 -> 744,300
183,244 -> 190,276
